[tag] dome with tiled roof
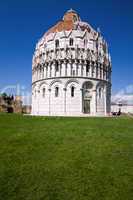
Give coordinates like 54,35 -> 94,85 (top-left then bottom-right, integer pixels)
43,9 -> 96,38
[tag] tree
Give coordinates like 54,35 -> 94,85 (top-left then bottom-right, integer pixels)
1,93 -> 8,101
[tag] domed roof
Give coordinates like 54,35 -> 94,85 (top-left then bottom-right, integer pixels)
44,9 -> 96,37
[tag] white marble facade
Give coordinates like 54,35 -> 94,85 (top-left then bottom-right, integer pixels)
32,9 -> 112,116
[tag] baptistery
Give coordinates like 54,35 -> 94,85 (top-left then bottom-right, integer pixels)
32,9 -> 111,116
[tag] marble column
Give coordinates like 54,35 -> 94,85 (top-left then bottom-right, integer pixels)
92,89 -> 96,116
49,64 -> 52,78
89,61 -> 92,77
44,65 -> 46,78
46,65 -> 48,78
80,88 -> 83,113
97,63 -> 100,79
75,60 -> 79,76
63,88 -> 67,114
65,60 -> 67,76
48,88 -> 51,116
59,61 -> 62,77
104,86 -> 107,115
79,60 -> 83,76
67,61 -> 71,76
83,61 -> 86,77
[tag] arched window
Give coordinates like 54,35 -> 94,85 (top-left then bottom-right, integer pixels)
42,88 -> 45,98
69,38 -> 74,46
34,89 -> 36,98
55,61 -> 59,72
73,15 -> 78,22
86,64 -> 89,73
44,43 -> 47,48
100,65 -> 102,79
72,70 -> 75,76
71,86 -> 75,97
99,88 -> 101,98
84,39 -> 88,46
83,81 -> 93,90
55,39 -> 59,48
55,87 -> 59,97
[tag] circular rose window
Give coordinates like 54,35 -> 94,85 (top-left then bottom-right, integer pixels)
83,81 -> 93,90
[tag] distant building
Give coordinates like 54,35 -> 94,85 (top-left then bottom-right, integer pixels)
32,9 -> 112,116
22,105 -> 31,114
0,95 -> 22,113
0,96 -> 7,112
111,103 -> 133,114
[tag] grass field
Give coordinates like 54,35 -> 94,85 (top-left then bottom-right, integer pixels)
0,114 -> 133,200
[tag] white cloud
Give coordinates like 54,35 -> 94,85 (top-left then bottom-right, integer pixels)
112,84 -> 133,105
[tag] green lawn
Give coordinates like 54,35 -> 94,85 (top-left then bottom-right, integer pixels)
0,114 -> 133,200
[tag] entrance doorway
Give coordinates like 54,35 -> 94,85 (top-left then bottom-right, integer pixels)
7,107 -> 14,113
84,99 -> 90,114
82,81 -> 93,114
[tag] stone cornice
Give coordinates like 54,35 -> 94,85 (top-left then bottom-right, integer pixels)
32,76 -> 111,86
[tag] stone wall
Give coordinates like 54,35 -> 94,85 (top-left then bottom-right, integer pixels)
32,78 -> 110,116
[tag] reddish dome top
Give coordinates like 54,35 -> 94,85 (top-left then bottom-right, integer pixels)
63,9 -> 80,22
44,9 -> 95,37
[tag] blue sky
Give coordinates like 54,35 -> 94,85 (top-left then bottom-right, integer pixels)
0,0 -> 133,98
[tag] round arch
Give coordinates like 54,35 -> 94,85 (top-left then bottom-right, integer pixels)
96,81 -> 105,89
82,81 -> 93,90
38,81 -> 48,90
65,79 -> 79,88
49,79 -> 63,88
